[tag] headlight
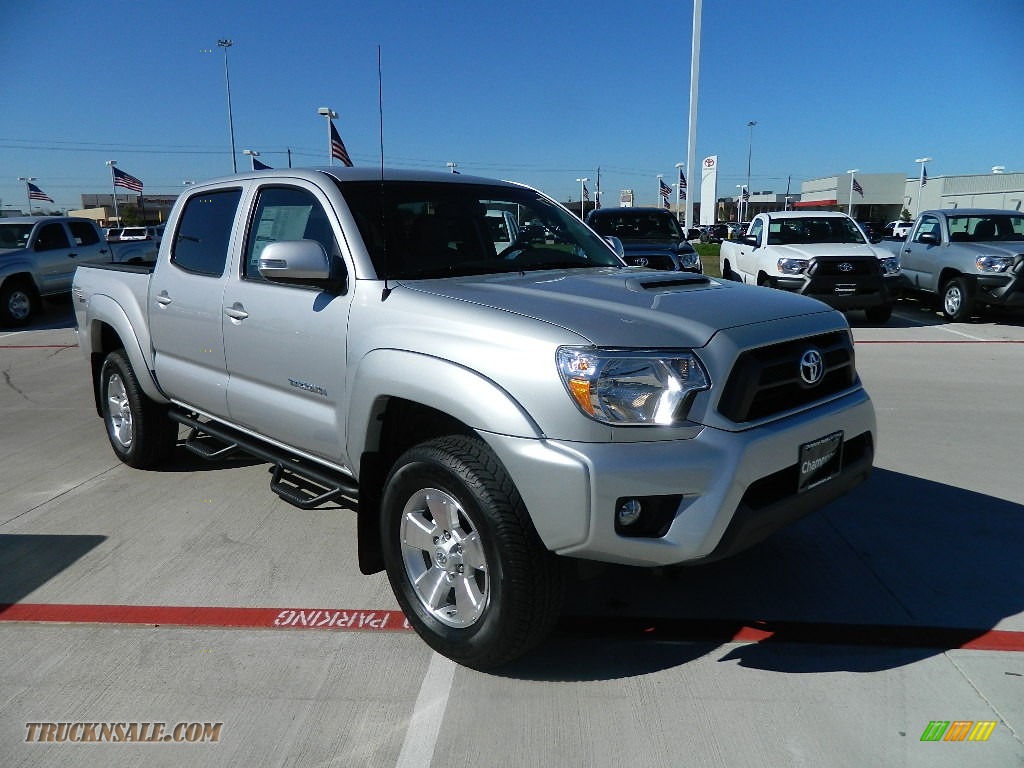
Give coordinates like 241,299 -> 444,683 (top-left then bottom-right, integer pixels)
777,258 -> 808,275
556,348 -> 709,425
879,256 -> 901,276
678,250 -> 700,269
976,255 -> 1014,273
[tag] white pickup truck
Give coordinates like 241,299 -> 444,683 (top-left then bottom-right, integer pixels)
719,211 -> 903,323
73,167 -> 876,669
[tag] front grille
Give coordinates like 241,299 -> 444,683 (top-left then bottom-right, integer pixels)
624,253 -> 676,270
718,331 -> 856,423
808,257 -> 880,276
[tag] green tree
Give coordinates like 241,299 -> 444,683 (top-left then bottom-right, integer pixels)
899,207 -> 912,222
121,204 -> 141,225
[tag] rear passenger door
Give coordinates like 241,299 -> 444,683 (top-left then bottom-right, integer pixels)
222,182 -> 352,464
149,186 -> 244,417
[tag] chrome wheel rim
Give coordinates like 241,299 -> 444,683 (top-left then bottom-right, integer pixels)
106,373 -> 134,449
8,290 -> 30,321
399,487 -> 489,628
944,285 -> 962,316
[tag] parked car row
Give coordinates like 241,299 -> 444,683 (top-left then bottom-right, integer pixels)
711,209 -> 1023,324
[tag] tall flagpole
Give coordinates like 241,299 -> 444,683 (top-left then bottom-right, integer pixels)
684,0 -> 701,228
106,161 -> 120,224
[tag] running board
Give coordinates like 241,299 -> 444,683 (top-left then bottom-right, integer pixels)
170,410 -> 358,511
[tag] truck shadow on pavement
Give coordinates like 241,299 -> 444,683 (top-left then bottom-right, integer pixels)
0,534 -> 107,607
500,467 -> 1024,681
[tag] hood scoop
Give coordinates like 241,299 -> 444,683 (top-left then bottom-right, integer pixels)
625,274 -> 712,292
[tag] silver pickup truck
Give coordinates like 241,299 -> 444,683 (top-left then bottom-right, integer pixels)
73,167 -> 876,669
879,208 -> 1024,321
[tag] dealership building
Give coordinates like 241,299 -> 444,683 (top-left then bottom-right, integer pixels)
719,170 -> 1024,224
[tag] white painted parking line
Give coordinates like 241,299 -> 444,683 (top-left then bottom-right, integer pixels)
394,653 -> 456,768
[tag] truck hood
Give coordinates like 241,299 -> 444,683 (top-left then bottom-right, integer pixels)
971,241 -> 1024,258
399,268 -> 832,348
771,243 -> 884,260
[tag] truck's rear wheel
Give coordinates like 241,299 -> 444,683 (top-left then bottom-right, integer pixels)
381,435 -> 563,670
99,350 -> 178,468
0,280 -> 38,327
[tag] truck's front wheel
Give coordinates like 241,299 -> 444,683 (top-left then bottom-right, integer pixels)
942,277 -> 973,321
381,435 -> 563,670
0,280 -> 38,327
99,350 -> 178,468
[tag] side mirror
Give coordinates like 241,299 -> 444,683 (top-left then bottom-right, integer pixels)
686,228 -> 702,241
259,239 -> 342,291
917,232 -> 939,245
742,234 -> 759,247
604,236 -> 625,259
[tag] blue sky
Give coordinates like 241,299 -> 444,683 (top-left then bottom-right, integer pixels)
2,0 -> 1022,213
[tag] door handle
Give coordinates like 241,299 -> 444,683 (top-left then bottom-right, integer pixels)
68,252 -> 78,258
224,304 -> 249,321
155,291 -> 172,306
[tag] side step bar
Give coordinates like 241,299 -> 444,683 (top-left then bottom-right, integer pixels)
170,410 -> 358,511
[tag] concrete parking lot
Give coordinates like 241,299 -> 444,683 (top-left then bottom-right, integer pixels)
1,299 -> 1022,767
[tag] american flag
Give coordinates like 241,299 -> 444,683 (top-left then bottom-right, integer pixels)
742,187 -> 750,202
253,158 -> 272,170
678,169 -> 687,201
27,182 -> 53,203
659,179 -> 672,200
112,167 -> 143,192
330,121 -> 353,167
582,183 -> 590,201
921,166 -> 928,186
852,177 -> 864,196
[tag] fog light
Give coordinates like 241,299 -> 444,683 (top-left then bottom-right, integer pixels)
617,498 -> 643,527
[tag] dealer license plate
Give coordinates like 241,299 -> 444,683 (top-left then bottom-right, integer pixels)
798,431 -> 843,493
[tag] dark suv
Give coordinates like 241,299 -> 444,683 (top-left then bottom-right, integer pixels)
586,207 -> 702,273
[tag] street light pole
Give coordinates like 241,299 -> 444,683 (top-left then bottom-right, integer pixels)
745,120 -> 757,216
447,162 -> 458,174
105,161 -> 120,224
17,176 -> 36,215
318,107 -> 338,165
684,0 -> 702,229
914,157 -> 932,216
218,39 -> 237,173
243,149 -> 260,170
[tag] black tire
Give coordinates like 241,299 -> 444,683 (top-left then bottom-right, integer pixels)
865,304 -> 893,323
381,435 -> 563,670
99,349 -> 178,468
0,279 -> 39,327
941,277 -> 973,321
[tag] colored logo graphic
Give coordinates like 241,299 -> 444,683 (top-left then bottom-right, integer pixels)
920,720 -> 997,742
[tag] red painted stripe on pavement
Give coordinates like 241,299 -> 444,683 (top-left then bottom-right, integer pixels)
856,340 -> 1024,344
0,604 -> 410,632
0,344 -> 77,349
3,603 -> 1024,652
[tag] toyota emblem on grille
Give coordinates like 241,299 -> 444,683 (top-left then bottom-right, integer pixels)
838,262 -> 854,272
799,349 -> 824,385
635,257 -> 649,267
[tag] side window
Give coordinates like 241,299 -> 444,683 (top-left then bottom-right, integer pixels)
748,219 -> 763,244
35,223 -> 71,251
912,215 -> 939,243
171,188 -> 242,276
243,186 -> 341,282
68,221 -> 100,247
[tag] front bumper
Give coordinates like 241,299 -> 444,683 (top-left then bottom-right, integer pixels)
484,387 -> 875,567
975,269 -> 1024,308
774,273 -> 902,310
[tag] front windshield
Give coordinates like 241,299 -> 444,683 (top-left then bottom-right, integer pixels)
335,180 -> 623,279
946,214 -> 1024,242
768,217 -> 866,245
588,211 -> 683,241
0,224 -> 33,250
